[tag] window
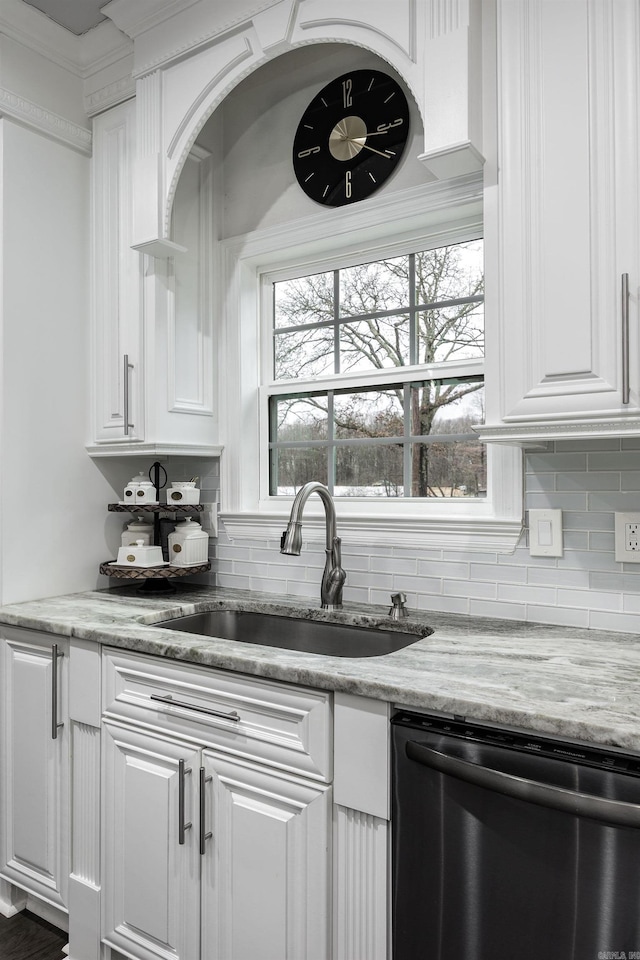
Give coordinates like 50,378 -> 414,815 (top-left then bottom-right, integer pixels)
221,178 -> 523,552
267,241 -> 486,499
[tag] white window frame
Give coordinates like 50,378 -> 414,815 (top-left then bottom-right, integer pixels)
219,174 -> 523,552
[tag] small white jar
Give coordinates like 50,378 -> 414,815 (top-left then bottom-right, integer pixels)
133,479 -> 158,505
123,472 -> 145,503
121,519 -> 154,547
116,540 -> 164,567
168,518 -> 209,567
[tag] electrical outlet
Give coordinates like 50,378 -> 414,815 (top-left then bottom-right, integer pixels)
614,512 -> 640,563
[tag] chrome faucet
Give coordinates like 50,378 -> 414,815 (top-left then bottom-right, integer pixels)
280,481 -> 346,610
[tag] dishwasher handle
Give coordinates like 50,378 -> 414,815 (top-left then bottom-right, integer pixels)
406,740 -> 640,829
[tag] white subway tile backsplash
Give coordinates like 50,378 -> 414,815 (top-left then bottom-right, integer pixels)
556,472 -> 620,492
469,599 -> 527,620
417,593 -> 470,615
210,440 -> 640,633
444,579 -> 498,600
470,562 -> 527,583
419,559 -> 470,579
589,610 -> 640,633
528,566 -> 590,589
557,588 -> 622,612
371,556 -> 418,576
526,605 -> 589,628
588,452 -> 640,471
497,583 -> 556,605
526,492 -> 588,511
588,532 -> 615,552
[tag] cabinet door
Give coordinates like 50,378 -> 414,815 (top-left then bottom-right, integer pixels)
102,721 -> 200,960
0,632 -> 69,909
91,100 -> 143,445
488,0 -> 640,434
200,750 -> 331,960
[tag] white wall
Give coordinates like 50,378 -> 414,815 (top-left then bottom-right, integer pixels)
210,44 -> 430,239
0,119 -> 119,602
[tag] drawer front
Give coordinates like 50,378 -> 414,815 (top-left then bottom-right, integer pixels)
102,648 -> 332,781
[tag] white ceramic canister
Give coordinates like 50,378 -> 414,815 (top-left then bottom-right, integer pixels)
167,481 -> 200,505
121,519 -> 154,547
123,471 -> 146,503
116,540 -> 165,567
133,478 -> 158,504
167,518 -> 209,567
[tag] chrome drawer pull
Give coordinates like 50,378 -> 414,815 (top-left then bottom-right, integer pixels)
123,354 -> 134,435
51,644 -> 64,740
622,273 -> 630,405
150,693 -> 240,723
178,759 -> 192,845
199,767 -> 213,856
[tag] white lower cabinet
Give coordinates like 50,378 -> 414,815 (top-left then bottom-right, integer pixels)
0,635 -> 389,959
101,650 -> 333,960
0,628 -> 69,912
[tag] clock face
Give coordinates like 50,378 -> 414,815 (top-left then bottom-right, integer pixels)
293,70 -> 410,207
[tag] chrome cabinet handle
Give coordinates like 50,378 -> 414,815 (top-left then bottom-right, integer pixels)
150,693 -> 240,723
51,644 -> 64,740
406,740 -> 640,829
622,273 -> 630,405
123,354 -> 134,435
199,767 -> 213,855
178,759 -> 192,845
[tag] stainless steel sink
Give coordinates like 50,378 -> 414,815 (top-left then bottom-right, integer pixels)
155,609 -> 429,658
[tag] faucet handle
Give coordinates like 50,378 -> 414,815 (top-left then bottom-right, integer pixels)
389,592 -> 408,619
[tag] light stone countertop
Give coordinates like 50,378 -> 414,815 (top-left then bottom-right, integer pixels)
0,584 -> 639,752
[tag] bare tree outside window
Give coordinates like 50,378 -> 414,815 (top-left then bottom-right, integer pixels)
269,240 -> 486,498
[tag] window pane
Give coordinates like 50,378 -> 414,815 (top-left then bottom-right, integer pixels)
274,271 -> 334,328
339,256 -> 410,316
275,327 -> 334,380
339,315 -> 410,372
417,304 -> 484,363
334,388 -> 403,439
336,444 -> 404,497
415,240 -> 484,307
270,447 -> 328,495
410,441 -> 487,498
272,395 -> 329,441
409,380 -> 484,437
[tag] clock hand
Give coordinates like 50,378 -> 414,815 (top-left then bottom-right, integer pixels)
347,138 -> 393,159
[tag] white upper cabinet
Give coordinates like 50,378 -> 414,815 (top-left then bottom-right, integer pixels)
88,100 -> 220,458
480,0 -> 640,444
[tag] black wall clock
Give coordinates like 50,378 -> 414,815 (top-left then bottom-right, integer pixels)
293,69 -> 410,207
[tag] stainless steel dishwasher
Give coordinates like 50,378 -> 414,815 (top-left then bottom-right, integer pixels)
391,710 -> 640,960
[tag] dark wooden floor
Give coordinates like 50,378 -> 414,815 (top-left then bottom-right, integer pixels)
0,910 -> 67,960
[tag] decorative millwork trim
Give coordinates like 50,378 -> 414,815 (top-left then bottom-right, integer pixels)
333,806 -> 388,960
71,723 -> 100,886
0,88 -> 91,155
427,0 -> 466,37
477,417 -> 640,446
84,77 -> 136,118
222,511 -> 523,553
86,440 -> 222,458
166,36 -> 254,160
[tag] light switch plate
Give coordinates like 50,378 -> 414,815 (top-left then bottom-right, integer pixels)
614,512 -> 640,563
528,508 -> 563,557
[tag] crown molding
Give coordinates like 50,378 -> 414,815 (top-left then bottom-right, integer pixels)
0,86 -> 91,154
0,0 -> 132,80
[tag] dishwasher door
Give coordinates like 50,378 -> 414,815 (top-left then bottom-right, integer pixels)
392,711 -> 640,960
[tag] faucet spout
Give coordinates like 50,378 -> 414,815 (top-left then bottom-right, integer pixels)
280,481 -> 346,610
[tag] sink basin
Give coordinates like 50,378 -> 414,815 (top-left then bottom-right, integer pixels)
154,609 -> 429,658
